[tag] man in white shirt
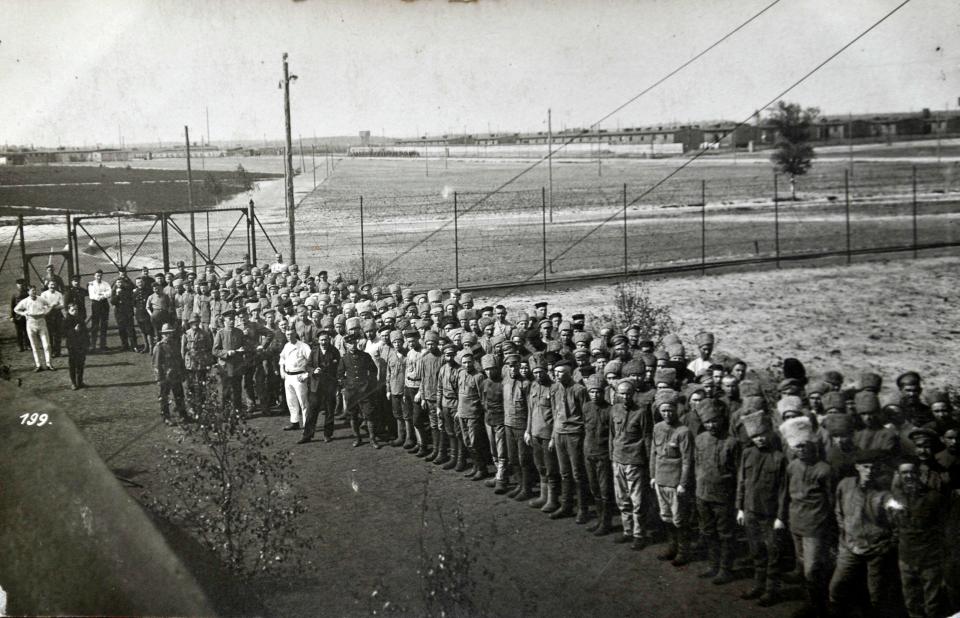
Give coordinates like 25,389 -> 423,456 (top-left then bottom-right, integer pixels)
279,326 -> 312,432
87,269 -> 112,351
39,279 -> 65,357
14,284 -> 54,371
269,253 -> 288,275
686,331 -> 715,377
492,304 -> 513,339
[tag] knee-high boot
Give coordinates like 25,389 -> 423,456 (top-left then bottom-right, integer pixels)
454,437 -> 471,472
425,429 -> 441,461
442,435 -> 458,470
433,432 -> 450,466
390,420 -> 406,447
402,420 -> 417,450
366,421 -> 382,449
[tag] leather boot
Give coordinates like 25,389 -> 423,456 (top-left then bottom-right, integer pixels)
549,478 -> 575,518
402,421 -> 417,450
494,466 -> 511,494
698,543 -> 720,579
574,485 -> 590,524
367,421 -> 382,449
657,527 -> 678,561
470,448 -> 490,481
513,467 -> 535,502
454,438 -> 470,472
740,570 -> 766,600
425,429 -> 440,462
672,527 -> 691,567
541,480 -> 561,514
442,436 -> 458,470
529,481 -> 548,509
351,418 -> 364,448
712,539 -> 736,585
390,420 -> 406,447
507,467 -> 524,498
758,579 -> 780,607
593,504 -> 613,536
433,432 -> 451,466
415,428 -> 433,458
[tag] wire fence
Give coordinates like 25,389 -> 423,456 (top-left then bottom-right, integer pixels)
2,165 -> 958,292
287,165 -> 959,290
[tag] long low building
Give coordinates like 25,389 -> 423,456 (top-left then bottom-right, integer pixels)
392,108 -> 960,155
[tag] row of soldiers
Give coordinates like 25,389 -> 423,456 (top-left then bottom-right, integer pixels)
15,256 -> 960,617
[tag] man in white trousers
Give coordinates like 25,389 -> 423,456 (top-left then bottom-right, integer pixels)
279,326 -> 312,432
14,284 -> 55,372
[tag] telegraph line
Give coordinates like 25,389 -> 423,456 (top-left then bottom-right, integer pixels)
498,0 -> 915,293
366,0 -> 785,281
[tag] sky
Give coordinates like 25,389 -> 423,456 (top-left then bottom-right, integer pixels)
2,0 -> 959,148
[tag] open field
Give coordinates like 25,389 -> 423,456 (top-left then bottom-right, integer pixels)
2,155 -> 957,290
282,156 -> 960,287
2,256 -> 958,616
0,165 -> 280,216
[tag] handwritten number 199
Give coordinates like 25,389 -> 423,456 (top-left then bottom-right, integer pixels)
19,413 -> 49,426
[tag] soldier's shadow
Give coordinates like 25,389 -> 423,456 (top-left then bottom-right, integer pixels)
82,380 -> 157,388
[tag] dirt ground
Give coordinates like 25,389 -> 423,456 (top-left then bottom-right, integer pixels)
3,255 -> 959,616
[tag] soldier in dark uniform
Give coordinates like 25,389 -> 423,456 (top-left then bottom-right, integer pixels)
63,301 -> 88,389
9,278 -> 29,352
305,328 -> 341,443
212,309 -> 245,413
181,312 -> 213,410
111,277 -> 138,351
337,326 -> 382,448
152,323 -> 187,424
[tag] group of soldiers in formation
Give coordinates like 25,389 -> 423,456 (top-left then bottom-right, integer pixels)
8,253 -> 960,617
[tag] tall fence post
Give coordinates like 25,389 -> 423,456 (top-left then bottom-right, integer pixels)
453,192 -> 460,289
247,199 -> 257,267
622,183 -> 628,275
844,170 -> 851,265
116,214 -> 123,268
18,215 -> 28,284
66,212 -> 77,275
701,179 -> 706,275
541,187 -> 548,290
359,195 -> 365,282
71,216 -> 80,274
185,125 -> 196,271
160,214 -> 170,273
64,212 -> 74,283
912,165 -> 918,258
773,173 -> 780,268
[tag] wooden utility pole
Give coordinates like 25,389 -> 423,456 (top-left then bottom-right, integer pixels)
282,52 -> 296,263
547,108 -> 554,223
185,125 -> 196,270
848,112 -> 854,177
597,122 -> 602,177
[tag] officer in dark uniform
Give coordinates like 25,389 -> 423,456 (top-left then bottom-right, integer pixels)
152,322 -> 188,424
181,312 -> 213,409
212,309 -> 245,413
337,320 -> 382,448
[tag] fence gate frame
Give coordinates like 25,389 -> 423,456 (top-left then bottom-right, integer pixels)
68,201 -> 276,277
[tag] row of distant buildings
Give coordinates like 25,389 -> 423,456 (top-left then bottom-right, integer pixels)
388,108 -> 960,154
0,145 -> 273,166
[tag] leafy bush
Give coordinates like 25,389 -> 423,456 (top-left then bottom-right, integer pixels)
235,164 -> 254,191
592,279 -> 677,345
147,381 -> 313,581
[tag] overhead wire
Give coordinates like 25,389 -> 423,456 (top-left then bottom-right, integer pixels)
366,0 -> 786,281
498,0 -> 915,293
